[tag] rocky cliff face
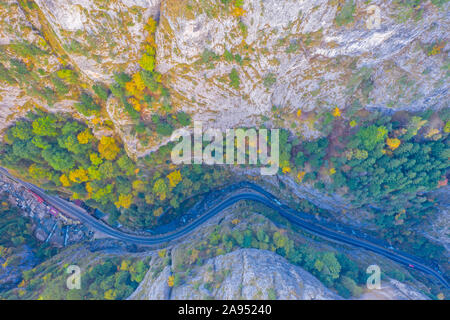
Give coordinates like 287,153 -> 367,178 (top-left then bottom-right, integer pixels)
1,0 -> 448,153
130,247 -> 432,300
130,248 -> 342,300
156,0 -> 449,133
0,0 -> 162,155
33,0 -> 161,83
0,0 -> 62,133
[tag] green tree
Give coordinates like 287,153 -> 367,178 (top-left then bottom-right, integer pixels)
32,116 -> 58,137
117,155 -> 136,176
335,0 -> 355,26
10,121 -> 32,140
139,54 -> 155,72
92,83 -> 109,101
152,178 -> 168,200
41,146 -> 75,171
229,68 -> 240,89
31,136 -> 50,149
75,93 -> 101,116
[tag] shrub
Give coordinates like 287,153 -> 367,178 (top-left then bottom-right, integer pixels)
92,83 -> 109,101
176,112 -> 191,126
140,70 -> 159,92
64,39 -> 86,55
335,0 -> 355,26
224,49 -> 234,62
201,49 -> 219,64
51,76 -> 69,95
263,73 -> 276,88
10,42 -> 47,57
235,0 -> 244,7
229,68 -> 240,89
156,122 -> 174,136
57,69 -> 78,83
75,93 -> 101,116
0,63 -> 16,85
123,101 -> 140,120
139,54 -> 155,72
10,59 -> 29,75
114,72 -> 132,88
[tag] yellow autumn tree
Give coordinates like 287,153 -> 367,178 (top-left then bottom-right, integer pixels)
425,128 -> 440,139
128,97 -> 141,112
139,54 -> 155,72
444,121 -> 450,133
114,194 -> 133,209
120,260 -> 130,271
297,171 -> 306,182
167,275 -> 175,287
145,17 -> 157,34
104,289 -> 116,300
125,81 -> 137,96
98,136 -> 120,160
386,138 -> 401,151
158,249 -> 166,258
167,170 -> 182,188
89,152 -> 103,166
59,174 -> 71,187
232,7 -> 246,17
85,182 -> 93,198
132,72 -> 146,93
69,168 -> 89,183
28,164 -> 51,180
144,44 -> 156,56
18,279 -> 27,288
88,167 -> 101,181
77,129 -> 93,144
132,180 -> 146,192
125,72 -> 146,100
144,35 -> 157,49
153,207 -> 163,217
91,117 -> 103,125
332,107 -> 341,117
428,42 -> 445,56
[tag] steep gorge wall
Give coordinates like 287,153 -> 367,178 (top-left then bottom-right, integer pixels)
1,0 -> 448,152
156,0 -> 449,132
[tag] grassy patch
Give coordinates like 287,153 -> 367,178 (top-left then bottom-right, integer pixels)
335,0 -> 355,26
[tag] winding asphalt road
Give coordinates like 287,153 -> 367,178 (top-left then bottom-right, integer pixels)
1,167 -> 448,288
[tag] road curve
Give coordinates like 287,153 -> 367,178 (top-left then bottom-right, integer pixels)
1,168 -> 448,288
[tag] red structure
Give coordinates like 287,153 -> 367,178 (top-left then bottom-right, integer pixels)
29,191 -> 44,203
